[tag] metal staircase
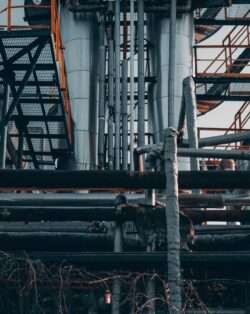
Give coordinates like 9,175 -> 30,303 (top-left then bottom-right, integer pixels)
0,1 -> 72,169
194,9 -> 250,115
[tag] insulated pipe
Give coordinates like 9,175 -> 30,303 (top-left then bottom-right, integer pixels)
0,84 -> 8,169
60,8 -> 98,169
183,77 -> 199,171
130,0 -> 135,171
115,0 -> 121,170
98,46 -> 106,169
164,128 -> 182,312
122,60 -> 128,170
138,0 -> 145,147
108,40 -> 115,169
168,0 -> 177,128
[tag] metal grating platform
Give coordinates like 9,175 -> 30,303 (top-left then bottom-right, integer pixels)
0,30 -> 72,169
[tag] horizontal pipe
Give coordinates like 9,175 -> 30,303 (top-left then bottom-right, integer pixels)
178,148 -> 250,160
0,232 -> 143,251
0,170 -> 250,190
137,145 -> 250,160
183,209 -> 250,224
192,233 -> 250,251
14,251 -> 250,266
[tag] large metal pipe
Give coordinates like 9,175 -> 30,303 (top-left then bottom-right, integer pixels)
122,60 -> 128,170
98,45 -> 106,169
138,0 -> 145,147
164,128 -> 182,312
168,0 -> 177,128
115,0 -> 121,170
60,8 -> 99,169
0,232 -> 142,251
183,77 -> 199,171
108,40 -> 115,169
148,2 -> 193,170
0,170 -> 250,190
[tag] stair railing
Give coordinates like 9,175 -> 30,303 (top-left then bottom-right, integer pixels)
51,0 -> 73,144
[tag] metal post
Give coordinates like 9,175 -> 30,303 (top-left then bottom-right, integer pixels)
122,60 -> 128,170
115,0 -> 121,170
0,84 -> 9,169
98,46 -> 106,169
168,0 -> 177,127
164,128 -> 182,313
130,0 -> 135,171
138,0 -> 145,147
17,130 -> 24,169
108,40 -> 115,169
112,222 -> 122,314
183,77 -> 199,171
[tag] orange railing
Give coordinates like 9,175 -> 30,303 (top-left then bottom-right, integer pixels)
50,0 -> 72,143
0,0 -> 72,143
194,10 -> 250,77
198,100 -> 250,151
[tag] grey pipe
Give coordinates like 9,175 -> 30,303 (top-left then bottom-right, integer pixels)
198,131 -> 250,148
168,0 -> 177,127
138,0 -> 145,147
122,60 -> 128,170
130,0 -> 135,171
183,77 -> 199,171
108,40 -> 115,169
0,84 -> 8,169
115,0 -> 121,170
98,46 -> 106,169
179,148 -> 250,160
164,128 -> 182,313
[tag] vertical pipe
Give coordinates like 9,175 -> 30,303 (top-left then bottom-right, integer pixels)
0,84 -> 9,169
122,60 -> 128,170
98,45 -> 106,169
112,223 -> 123,314
17,130 -> 24,169
115,0 -> 121,170
164,128 -> 182,313
168,0 -> 177,127
130,0 -> 135,171
138,0 -> 145,147
183,77 -> 199,171
152,83 -> 160,144
108,40 -> 115,169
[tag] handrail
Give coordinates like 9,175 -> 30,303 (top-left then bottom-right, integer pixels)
195,9 -> 250,76
0,0 -> 73,144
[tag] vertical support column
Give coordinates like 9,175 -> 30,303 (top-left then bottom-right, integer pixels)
112,223 -> 122,314
164,128 -> 182,313
108,40 -> 115,169
98,45 -> 106,169
183,77 -> 199,171
168,0 -> 177,128
138,0 -> 145,147
17,129 -> 24,169
122,60 -> 128,170
115,0 -> 121,170
130,0 -> 135,171
0,84 -> 9,169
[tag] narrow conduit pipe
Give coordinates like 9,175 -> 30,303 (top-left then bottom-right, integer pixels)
115,0 -> 121,170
